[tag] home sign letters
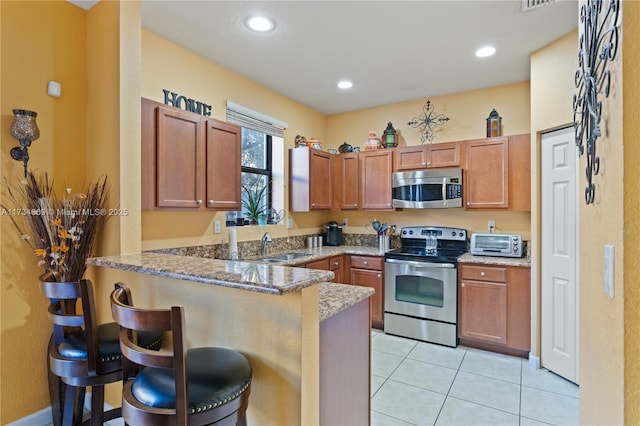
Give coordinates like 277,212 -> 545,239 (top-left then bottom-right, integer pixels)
162,89 -> 212,117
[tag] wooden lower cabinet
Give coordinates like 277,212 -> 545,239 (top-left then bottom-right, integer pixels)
349,255 -> 384,329
458,263 -> 531,357
305,255 -> 345,284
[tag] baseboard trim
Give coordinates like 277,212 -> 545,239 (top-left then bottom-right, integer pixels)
7,393 -> 117,426
528,352 -> 541,369
6,406 -> 52,426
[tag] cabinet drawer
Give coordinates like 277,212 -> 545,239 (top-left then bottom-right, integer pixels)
460,264 -> 507,282
350,256 -> 383,271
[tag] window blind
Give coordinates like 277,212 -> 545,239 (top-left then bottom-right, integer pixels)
226,101 -> 288,138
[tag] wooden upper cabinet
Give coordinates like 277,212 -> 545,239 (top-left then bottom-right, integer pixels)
463,134 -> 530,211
360,150 -> 393,210
337,153 -> 360,210
394,142 -> 461,171
141,98 -> 241,211
205,120 -> 241,210
464,137 -> 510,209
156,105 -> 206,208
426,142 -> 461,168
289,147 -> 333,212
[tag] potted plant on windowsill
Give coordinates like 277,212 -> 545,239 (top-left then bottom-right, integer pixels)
241,181 -> 269,225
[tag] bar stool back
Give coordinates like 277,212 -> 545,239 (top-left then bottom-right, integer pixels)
42,276 -> 122,425
110,282 -> 252,426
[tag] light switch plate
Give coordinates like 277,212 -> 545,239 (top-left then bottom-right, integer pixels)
604,244 -> 614,298
214,221 -> 221,234
286,218 -> 294,229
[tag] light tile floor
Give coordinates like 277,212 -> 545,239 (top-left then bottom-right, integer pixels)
371,330 -> 579,426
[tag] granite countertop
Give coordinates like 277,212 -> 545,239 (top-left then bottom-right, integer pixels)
457,252 -> 531,268
87,252 -> 334,295
319,283 -> 375,321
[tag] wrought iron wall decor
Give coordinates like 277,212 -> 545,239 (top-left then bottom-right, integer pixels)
573,0 -> 620,205
407,100 -> 450,144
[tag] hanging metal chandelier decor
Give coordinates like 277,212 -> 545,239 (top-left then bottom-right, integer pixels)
573,0 -> 620,205
407,100 -> 450,144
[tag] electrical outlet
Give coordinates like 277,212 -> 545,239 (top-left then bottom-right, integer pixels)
214,221 -> 221,234
286,218 -> 294,229
342,218 -> 348,227
488,220 -> 496,233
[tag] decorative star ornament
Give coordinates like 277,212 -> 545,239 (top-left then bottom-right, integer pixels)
408,100 -> 450,144
573,0 -> 620,205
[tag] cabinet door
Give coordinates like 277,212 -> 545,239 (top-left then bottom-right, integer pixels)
309,150 -> 333,210
394,146 -> 427,171
206,120 -> 241,210
156,105 -> 205,208
350,268 -> 383,328
426,142 -> 461,168
459,279 -> 507,345
329,255 -> 344,283
464,137 -> 509,209
338,153 -> 360,210
360,150 -> 393,210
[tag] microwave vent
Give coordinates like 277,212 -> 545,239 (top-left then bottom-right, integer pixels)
522,0 -> 554,12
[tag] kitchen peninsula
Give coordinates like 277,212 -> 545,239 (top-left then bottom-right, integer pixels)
87,250 -> 374,425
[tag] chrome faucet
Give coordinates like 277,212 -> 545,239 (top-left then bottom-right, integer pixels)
261,232 -> 272,256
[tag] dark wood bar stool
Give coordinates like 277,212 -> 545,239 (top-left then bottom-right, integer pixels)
110,282 -> 252,426
41,275 -> 161,425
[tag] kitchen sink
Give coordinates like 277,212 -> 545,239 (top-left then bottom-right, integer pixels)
258,252 -> 310,263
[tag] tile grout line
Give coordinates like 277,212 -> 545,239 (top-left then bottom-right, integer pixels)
433,347 -> 468,425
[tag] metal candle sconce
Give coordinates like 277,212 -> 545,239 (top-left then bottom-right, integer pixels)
486,109 -> 502,137
9,109 -> 40,177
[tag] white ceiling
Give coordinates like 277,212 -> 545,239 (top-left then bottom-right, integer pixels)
140,1 -> 578,115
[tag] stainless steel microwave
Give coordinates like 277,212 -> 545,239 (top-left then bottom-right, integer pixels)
391,169 -> 463,209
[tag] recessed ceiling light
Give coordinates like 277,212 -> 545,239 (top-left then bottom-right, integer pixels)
246,16 -> 274,32
337,81 -> 353,89
475,46 -> 496,58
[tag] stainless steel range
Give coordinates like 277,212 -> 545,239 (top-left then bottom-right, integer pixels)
384,226 -> 467,347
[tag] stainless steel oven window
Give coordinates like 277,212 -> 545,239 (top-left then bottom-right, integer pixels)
395,275 -> 444,308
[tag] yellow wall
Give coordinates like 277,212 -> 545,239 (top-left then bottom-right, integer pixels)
0,1 -> 88,422
326,82 -> 532,237
622,3 -> 640,423
529,30 -> 577,360
577,1 -> 625,422
140,29 -> 329,250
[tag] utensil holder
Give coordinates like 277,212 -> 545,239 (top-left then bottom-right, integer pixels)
378,235 -> 390,251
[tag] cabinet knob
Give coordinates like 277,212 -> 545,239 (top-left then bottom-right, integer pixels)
467,202 -> 470,206
377,274 -> 381,278
334,262 -> 339,266
422,162 -> 427,166
207,200 -> 213,205
427,162 -> 431,166
461,282 -> 465,288
311,203 -> 316,207
480,271 -> 486,277
355,203 -> 358,207
196,199 -> 203,205
363,261 -> 368,265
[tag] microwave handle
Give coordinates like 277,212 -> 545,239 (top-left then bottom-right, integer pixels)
442,178 -> 447,202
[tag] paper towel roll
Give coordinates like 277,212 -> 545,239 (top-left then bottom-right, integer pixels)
228,227 -> 238,259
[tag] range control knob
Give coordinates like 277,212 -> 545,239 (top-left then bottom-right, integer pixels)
452,231 -> 456,236
459,232 -> 464,237
409,230 -> 414,235
402,230 -> 407,235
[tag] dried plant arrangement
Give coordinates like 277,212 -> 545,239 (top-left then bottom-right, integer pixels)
3,172 -> 110,282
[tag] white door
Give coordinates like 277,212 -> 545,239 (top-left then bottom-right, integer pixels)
541,127 -> 579,384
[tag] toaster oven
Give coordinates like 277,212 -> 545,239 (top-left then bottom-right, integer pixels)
470,233 -> 524,258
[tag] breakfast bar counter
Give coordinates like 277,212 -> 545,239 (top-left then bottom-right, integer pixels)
87,251 -> 372,425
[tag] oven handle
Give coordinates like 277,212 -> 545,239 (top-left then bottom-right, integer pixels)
385,258 -> 456,268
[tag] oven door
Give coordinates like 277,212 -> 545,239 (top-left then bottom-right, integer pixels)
384,258 -> 457,324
